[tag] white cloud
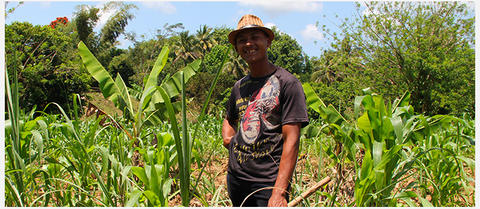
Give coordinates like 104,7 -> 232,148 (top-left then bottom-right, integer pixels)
239,0 -> 322,16
142,1 -> 176,14
301,24 -> 323,41
264,22 -> 276,29
94,3 -> 117,30
40,2 -> 52,8
95,6 -> 117,28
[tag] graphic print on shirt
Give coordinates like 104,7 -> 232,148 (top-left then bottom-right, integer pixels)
239,76 -> 280,145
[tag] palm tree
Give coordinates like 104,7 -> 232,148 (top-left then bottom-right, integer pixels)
310,51 -> 343,85
225,49 -> 248,78
195,25 -> 217,57
172,31 -> 201,64
73,2 -> 137,52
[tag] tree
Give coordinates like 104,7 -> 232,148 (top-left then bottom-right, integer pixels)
127,39 -> 168,86
5,22 -> 90,111
268,27 -> 309,81
72,5 -> 100,51
5,1 -> 24,18
195,25 -> 217,57
307,34 -> 370,118
336,1 -> 474,116
172,31 -> 201,64
71,2 -> 138,88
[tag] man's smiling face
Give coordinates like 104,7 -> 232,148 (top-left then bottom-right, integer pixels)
235,28 -> 272,64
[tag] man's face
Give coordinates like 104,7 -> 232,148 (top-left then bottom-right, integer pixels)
235,29 -> 272,64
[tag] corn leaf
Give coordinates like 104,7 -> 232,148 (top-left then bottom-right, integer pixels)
131,166 -> 149,186
126,189 -> 142,207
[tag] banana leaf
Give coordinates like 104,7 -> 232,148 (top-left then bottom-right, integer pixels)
78,41 -> 134,118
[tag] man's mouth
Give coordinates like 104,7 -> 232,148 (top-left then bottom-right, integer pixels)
245,49 -> 257,56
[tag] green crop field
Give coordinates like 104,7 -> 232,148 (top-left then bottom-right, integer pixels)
5,1 -> 474,207
5,46 -> 474,206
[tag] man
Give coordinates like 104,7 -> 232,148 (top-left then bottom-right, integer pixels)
222,14 -> 309,207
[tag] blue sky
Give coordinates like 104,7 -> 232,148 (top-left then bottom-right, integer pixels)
4,1 -> 366,58
5,1 -> 476,58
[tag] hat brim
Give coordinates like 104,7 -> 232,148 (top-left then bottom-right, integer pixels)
228,25 -> 274,46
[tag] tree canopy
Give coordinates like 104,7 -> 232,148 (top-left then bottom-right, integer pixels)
311,1 -> 474,117
5,1 -> 474,117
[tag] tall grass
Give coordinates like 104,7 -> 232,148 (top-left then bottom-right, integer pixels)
5,51 -> 25,206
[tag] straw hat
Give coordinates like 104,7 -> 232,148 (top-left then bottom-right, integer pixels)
228,14 -> 274,46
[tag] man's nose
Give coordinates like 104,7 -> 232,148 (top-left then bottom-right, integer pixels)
245,38 -> 254,46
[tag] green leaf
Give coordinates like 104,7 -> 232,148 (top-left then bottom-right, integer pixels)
126,189 -> 143,207
78,41 -> 130,116
144,46 -> 169,94
78,41 -> 117,101
418,196 -> 433,207
390,116 -> 403,144
358,113 -> 373,137
150,59 -> 201,106
114,72 -> 134,118
30,130 -> 43,157
143,190 -> 160,206
131,166 -> 149,185
303,83 -> 326,114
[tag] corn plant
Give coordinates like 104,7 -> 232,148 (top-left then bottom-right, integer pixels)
157,45 -> 230,206
127,132 -> 175,206
5,55 -> 26,206
302,84 -> 474,206
405,115 -> 475,206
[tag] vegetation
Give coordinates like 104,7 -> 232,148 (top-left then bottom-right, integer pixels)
314,1 -> 474,116
5,1 -> 474,207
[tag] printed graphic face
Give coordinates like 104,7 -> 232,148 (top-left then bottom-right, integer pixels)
240,76 -> 280,144
235,29 -> 271,64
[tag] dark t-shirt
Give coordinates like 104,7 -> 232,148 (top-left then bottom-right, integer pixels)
225,66 -> 309,183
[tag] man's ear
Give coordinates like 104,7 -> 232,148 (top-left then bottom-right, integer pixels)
267,38 -> 273,48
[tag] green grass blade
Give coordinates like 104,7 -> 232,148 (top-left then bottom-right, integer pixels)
5,176 -> 23,207
180,71 -> 190,206
157,86 -> 189,205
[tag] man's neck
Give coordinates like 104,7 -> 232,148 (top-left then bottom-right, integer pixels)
248,60 -> 275,78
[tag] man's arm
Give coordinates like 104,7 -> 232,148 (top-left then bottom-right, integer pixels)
222,119 -> 236,148
268,122 -> 301,207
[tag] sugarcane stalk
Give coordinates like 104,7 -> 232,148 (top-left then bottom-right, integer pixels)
288,176 -> 331,207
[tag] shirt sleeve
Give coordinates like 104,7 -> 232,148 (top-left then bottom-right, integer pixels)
225,84 -> 239,127
281,79 -> 309,128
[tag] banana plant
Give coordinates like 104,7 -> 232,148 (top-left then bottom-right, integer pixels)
77,41 -> 200,140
